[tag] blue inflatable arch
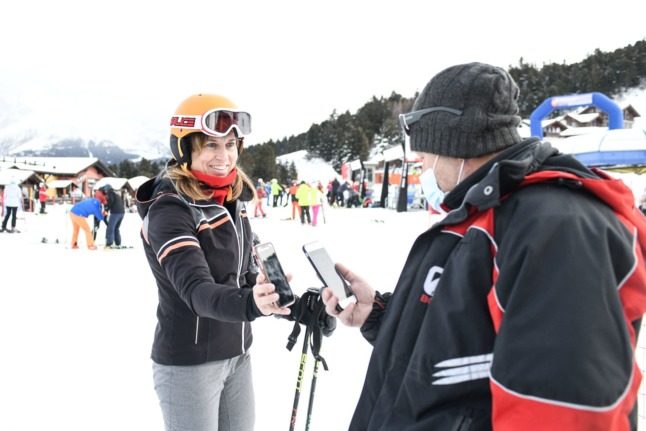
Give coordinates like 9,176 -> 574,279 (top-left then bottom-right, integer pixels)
529,92 -> 624,138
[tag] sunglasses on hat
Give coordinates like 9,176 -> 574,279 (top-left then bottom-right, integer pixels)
171,109 -> 252,137
398,106 -> 462,135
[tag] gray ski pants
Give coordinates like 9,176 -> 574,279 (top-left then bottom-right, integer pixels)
153,352 -> 255,431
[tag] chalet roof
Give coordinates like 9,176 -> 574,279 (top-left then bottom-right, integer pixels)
579,103 -> 640,117
565,113 -> 600,124
0,169 -> 42,186
541,118 -> 568,128
93,177 -> 134,193
0,156 -> 114,176
621,103 -> 641,117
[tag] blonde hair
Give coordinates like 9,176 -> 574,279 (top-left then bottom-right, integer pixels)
167,133 -> 256,202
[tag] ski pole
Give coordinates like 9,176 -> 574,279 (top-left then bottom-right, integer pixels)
305,356 -> 320,431
289,325 -> 311,431
320,197 -> 326,224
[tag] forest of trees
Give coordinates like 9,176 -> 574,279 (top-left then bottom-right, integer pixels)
114,39 -> 646,182
110,158 -> 164,179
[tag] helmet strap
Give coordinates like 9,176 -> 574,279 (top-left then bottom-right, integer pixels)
237,137 -> 245,155
171,135 -> 193,169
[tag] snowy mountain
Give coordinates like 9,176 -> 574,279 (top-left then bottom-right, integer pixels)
0,81 -> 171,164
0,128 -> 170,166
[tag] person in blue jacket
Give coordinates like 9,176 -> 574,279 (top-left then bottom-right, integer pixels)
69,190 -> 106,250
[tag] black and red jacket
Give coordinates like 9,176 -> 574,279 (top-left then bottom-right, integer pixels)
354,139 -> 646,430
135,174 -> 261,366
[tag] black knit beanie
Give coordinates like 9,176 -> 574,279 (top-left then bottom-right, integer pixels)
409,62 -> 522,158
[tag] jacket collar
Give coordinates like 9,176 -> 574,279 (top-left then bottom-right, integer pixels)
439,138 -> 561,226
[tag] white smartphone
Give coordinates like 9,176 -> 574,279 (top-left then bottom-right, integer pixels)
253,242 -> 296,308
302,241 -> 356,309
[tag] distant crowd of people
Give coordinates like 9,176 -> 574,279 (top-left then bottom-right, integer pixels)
0,180 -> 128,249
251,176 -> 373,226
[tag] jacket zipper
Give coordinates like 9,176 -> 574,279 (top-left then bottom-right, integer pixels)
235,209 -> 246,353
194,316 -> 200,344
191,202 -> 247,352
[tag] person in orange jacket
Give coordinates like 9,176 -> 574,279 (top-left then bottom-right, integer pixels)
289,181 -> 300,220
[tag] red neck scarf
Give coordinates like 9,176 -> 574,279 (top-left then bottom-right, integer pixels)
191,168 -> 237,204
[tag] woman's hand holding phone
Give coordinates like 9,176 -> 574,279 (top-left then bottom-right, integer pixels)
321,263 -> 375,327
253,271 -> 293,316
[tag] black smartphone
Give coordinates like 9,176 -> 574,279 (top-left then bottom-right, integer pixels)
302,241 -> 356,309
253,242 -> 296,308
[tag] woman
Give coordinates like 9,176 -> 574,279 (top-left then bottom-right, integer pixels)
68,189 -> 106,249
136,93 -> 290,431
254,179 -> 267,218
1,178 -> 23,233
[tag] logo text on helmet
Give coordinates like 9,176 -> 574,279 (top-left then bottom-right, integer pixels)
170,116 -> 197,128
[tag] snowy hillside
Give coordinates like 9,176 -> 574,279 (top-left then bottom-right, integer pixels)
276,150 -> 342,183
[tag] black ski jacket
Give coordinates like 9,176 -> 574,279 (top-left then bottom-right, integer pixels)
105,189 -> 125,214
353,139 -> 646,430
136,173 -> 262,365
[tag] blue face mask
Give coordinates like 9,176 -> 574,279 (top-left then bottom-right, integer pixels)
419,156 -> 465,213
419,168 -> 445,213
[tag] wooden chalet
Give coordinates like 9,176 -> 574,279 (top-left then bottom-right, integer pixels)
533,102 -> 641,138
0,156 -> 114,201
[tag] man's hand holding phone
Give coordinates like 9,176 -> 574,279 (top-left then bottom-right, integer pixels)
302,241 -> 358,311
321,263 -> 375,328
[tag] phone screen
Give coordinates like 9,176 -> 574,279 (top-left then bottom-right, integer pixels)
303,242 -> 355,305
254,243 -> 295,307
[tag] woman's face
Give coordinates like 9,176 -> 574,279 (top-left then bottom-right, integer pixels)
190,131 -> 238,177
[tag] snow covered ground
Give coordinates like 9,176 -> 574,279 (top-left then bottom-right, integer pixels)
1,200 -> 645,430
0,201 -> 433,430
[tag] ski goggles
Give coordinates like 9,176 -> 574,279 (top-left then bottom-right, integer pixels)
170,109 -> 252,137
398,106 -> 462,135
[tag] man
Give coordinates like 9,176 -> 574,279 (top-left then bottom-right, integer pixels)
270,178 -> 282,207
323,62 -> 646,430
100,184 -> 125,249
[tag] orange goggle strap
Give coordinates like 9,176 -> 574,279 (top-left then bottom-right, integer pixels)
170,109 -> 251,137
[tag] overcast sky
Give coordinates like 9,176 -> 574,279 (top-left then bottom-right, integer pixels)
1,0 -> 645,149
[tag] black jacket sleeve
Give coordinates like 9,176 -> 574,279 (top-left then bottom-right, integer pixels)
360,291 -> 391,344
147,195 -> 258,322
